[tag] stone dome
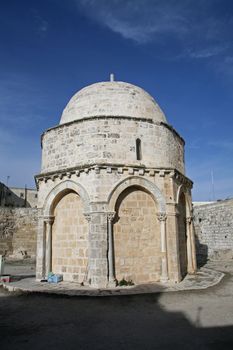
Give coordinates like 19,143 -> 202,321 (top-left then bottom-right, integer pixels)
60,81 -> 167,124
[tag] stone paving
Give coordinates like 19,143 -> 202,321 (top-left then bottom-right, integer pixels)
0,265 -> 224,297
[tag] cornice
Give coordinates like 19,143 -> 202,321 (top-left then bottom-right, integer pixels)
34,164 -> 193,190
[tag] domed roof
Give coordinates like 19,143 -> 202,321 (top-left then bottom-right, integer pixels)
60,81 -> 167,124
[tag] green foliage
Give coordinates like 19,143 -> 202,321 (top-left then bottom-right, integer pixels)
117,278 -> 134,286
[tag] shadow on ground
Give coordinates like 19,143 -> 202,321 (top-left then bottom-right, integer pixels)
0,287 -> 233,350
195,236 -> 209,268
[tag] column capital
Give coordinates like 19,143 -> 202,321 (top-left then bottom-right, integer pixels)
43,216 -> 54,224
84,213 -> 92,222
107,212 -> 116,222
157,212 -> 167,222
186,216 -> 193,224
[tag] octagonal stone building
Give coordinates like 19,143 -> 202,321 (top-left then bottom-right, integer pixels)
35,78 -> 197,288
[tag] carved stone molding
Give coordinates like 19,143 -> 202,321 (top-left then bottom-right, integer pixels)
43,216 -> 54,224
84,213 -> 92,222
186,216 -> 193,225
94,166 -> 100,174
107,212 -> 115,221
139,168 -> 145,175
35,165 -> 193,190
157,212 -> 167,222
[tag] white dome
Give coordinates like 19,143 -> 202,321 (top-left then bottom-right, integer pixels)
60,81 -> 167,124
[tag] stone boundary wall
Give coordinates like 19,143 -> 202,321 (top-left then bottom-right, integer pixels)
0,208 -> 39,259
193,199 -> 233,262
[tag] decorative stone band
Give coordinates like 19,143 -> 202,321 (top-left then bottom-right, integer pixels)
35,165 -> 193,189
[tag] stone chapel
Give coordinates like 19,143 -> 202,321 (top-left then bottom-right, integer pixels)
35,77 -> 197,288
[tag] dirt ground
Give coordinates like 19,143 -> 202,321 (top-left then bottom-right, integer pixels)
1,260 -> 233,350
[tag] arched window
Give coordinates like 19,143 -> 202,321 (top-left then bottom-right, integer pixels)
136,138 -> 142,160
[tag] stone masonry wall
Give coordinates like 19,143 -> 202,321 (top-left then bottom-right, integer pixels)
0,208 -> 39,259
0,208 -> 14,256
41,118 -> 184,175
52,191 -> 88,282
114,187 -> 160,284
193,199 -> 233,262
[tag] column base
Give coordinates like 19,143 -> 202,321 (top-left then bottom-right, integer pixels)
107,279 -> 117,288
160,276 -> 169,283
188,270 -> 196,275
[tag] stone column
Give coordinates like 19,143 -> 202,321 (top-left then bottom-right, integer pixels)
84,212 -> 109,288
186,216 -> 197,274
36,215 -> 46,281
174,208 -> 182,281
157,212 -> 168,282
44,216 -> 54,277
166,204 -> 182,283
107,212 -> 116,287
84,213 -> 91,285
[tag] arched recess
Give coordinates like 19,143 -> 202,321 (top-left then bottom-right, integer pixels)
108,176 -> 166,213
108,177 -> 166,284
43,180 -> 90,216
177,185 -> 197,275
43,181 -> 90,283
176,184 -> 192,216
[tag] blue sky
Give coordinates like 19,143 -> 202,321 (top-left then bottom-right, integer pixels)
0,0 -> 233,201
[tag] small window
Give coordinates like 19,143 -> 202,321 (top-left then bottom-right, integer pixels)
136,138 -> 142,160
20,192 -> 24,198
35,194 -> 38,198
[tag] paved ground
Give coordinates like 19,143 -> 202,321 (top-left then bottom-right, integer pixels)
1,260 -> 233,349
1,268 -> 224,297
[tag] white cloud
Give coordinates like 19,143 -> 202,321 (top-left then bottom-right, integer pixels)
77,0 -> 191,44
185,45 -> 228,59
76,0 -> 233,65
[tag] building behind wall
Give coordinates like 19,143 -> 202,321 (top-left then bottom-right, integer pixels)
0,182 -> 38,208
35,78 -> 197,288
